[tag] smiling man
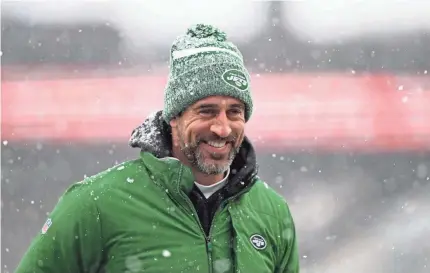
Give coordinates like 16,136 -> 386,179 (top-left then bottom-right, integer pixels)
171,96 -> 245,183
15,24 -> 299,273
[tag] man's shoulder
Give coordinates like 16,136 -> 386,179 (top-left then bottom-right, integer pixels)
65,158 -> 146,194
87,158 -> 143,183
245,177 -> 294,220
248,177 -> 288,204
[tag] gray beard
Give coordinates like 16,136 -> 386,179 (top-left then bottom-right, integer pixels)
180,141 -> 239,175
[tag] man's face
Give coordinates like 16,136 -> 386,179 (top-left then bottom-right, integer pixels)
170,96 -> 246,175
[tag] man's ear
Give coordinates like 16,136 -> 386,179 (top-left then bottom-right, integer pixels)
169,118 -> 179,147
170,118 -> 178,128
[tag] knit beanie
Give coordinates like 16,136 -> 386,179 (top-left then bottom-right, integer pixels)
163,23 -> 253,123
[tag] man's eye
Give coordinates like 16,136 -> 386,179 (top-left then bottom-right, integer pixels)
200,109 -> 216,115
228,109 -> 243,115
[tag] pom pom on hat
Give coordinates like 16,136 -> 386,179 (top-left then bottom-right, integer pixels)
186,23 -> 227,41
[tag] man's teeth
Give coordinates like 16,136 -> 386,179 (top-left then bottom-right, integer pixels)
207,141 -> 227,148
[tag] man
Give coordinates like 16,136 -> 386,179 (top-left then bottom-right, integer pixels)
15,23 -> 299,273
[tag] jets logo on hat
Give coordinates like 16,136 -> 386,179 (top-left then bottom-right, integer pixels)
222,69 -> 249,91
250,234 -> 267,250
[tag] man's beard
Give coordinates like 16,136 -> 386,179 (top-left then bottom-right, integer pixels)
178,132 -> 240,175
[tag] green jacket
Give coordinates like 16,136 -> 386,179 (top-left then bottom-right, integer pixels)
15,111 -> 299,273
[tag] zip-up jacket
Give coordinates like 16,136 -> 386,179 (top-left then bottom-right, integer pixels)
15,111 -> 299,273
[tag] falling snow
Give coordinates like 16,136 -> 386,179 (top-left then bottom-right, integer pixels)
36,143 -> 43,151
125,256 -> 142,272
2,3 -> 430,273
213,259 -> 231,273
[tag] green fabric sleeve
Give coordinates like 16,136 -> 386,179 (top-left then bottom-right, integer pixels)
14,183 -> 103,273
278,209 -> 300,273
283,224 -> 300,273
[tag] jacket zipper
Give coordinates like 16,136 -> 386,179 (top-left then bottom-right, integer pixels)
178,191 -> 214,273
176,179 -> 255,273
207,239 -> 213,273
206,186 -> 252,273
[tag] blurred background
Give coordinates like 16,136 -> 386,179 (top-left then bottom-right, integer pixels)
2,1 -> 430,272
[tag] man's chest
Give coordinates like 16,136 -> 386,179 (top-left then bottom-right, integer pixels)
98,193 -> 278,273
101,235 -> 209,273
99,196 -> 211,273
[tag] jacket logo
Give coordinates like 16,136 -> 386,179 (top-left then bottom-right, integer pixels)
250,234 -> 267,250
222,69 -> 249,91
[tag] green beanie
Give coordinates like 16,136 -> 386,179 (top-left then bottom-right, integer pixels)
163,23 -> 253,123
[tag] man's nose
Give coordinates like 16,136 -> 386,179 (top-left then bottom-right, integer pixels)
210,112 -> 232,138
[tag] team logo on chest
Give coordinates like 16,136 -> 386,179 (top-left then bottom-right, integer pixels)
249,234 -> 267,250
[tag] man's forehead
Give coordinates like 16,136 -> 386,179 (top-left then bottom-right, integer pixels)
192,96 -> 244,108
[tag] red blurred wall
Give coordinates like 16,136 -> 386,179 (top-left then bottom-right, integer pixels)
2,72 -> 430,151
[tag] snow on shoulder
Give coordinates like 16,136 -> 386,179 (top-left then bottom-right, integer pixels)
128,110 -> 172,158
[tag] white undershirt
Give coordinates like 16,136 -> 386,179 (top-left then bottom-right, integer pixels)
165,157 -> 230,199
194,168 -> 230,199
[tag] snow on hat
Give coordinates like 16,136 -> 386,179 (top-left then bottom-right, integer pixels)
162,23 -> 253,123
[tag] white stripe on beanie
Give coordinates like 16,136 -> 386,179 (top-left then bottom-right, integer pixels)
172,46 -> 243,61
